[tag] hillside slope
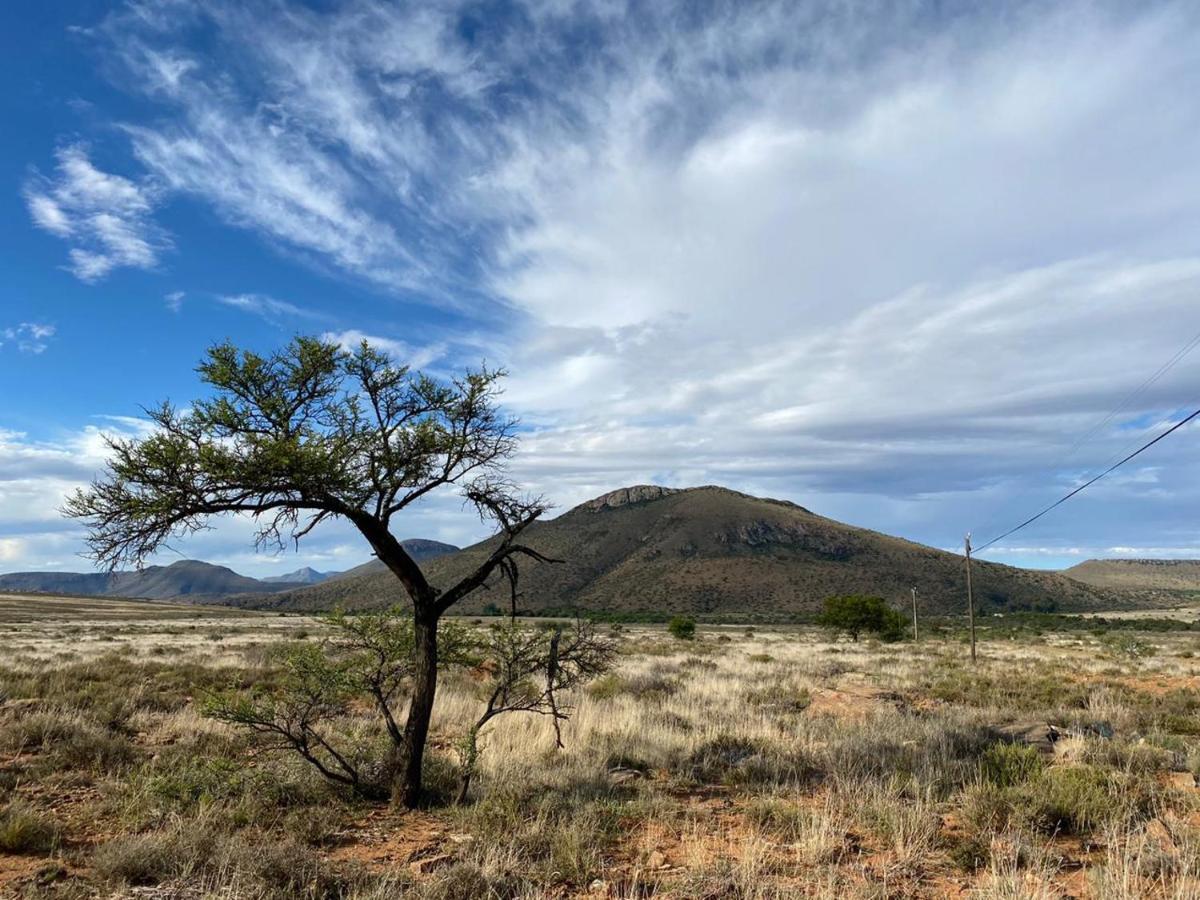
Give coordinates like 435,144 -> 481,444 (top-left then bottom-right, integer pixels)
253,485 -> 1122,617
1064,559 -> 1200,592
0,560 -> 303,600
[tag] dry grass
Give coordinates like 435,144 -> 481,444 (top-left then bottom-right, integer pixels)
4,597 -> 1200,897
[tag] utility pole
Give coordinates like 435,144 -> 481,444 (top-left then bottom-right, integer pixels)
910,587 -> 919,642
964,533 -> 976,663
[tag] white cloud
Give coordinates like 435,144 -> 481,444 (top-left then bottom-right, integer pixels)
215,293 -> 318,321
1,323 -> 56,355
24,144 -> 169,281
17,1 -> 1200,565
322,329 -> 446,371
0,420 -> 485,576
0,538 -> 24,562
164,290 -> 185,312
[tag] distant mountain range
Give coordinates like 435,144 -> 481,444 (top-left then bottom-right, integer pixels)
246,485 -> 1126,618
1063,558 -> 1200,593
262,567 -> 330,585
0,539 -> 460,602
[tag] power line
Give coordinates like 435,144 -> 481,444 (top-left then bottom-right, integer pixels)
971,326 -> 1200,545
1060,327 -> 1200,462
973,403 -> 1200,554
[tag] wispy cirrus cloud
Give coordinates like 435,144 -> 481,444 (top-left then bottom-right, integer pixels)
23,144 -> 169,282
14,1 -> 1200,571
1,323 -> 56,355
215,293 -> 320,322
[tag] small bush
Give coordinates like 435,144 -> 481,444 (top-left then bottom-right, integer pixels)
683,735 -> 762,782
668,616 -> 697,641
0,803 -> 59,854
587,671 -> 678,701
1027,765 -> 1114,834
980,743 -> 1045,788
1102,633 -> 1156,660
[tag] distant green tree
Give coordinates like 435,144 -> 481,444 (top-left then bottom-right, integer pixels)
667,615 -> 697,640
816,595 -> 905,642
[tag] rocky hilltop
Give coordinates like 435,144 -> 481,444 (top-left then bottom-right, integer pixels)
250,484 -> 1123,617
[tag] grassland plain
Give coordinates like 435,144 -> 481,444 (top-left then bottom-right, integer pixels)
4,595 -> 1200,898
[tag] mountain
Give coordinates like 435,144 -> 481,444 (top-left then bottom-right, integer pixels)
323,541 -> 461,583
262,567 -> 330,585
0,559 -> 303,601
251,485 -> 1124,617
1063,559 -> 1200,592
0,540 -> 461,602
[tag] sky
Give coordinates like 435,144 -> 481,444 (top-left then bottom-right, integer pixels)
2,0 -> 1200,578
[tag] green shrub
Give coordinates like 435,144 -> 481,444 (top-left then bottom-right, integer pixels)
816,595 -> 905,642
1027,765 -> 1114,834
586,671 -> 678,701
0,803 -> 59,854
681,735 -> 815,787
1102,633 -> 1156,660
94,821 -> 345,897
668,616 -> 697,641
980,743 -> 1045,788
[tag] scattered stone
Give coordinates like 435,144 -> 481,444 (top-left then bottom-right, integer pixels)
408,853 -> 453,875
589,879 -> 608,893
1144,818 -> 1178,855
447,832 -> 474,844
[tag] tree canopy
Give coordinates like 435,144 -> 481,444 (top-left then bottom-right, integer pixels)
816,595 -> 905,642
65,337 -> 553,806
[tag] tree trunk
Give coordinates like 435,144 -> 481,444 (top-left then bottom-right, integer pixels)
396,609 -> 439,808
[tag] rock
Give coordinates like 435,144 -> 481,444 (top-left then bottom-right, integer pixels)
1144,818 -> 1178,855
995,722 -> 1061,754
608,766 -> 645,786
1072,721 -> 1115,740
589,879 -> 608,893
1167,771 -> 1196,790
408,853 -> 453,875
447,832 -> 474,844
584,485 -> 680,510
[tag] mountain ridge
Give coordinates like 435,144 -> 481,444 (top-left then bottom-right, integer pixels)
246,484 -> 1126,617
1064,558 -> 1200,592
0,539 -> 460,601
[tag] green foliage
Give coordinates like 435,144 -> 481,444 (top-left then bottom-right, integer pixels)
816,595 -> 905,642
980,742 -> 1045,788
0,802 -> 59,854
1102,632 -> 1157,660
1027,765 -> 1115,834
202,606 -> 477,799
667,615 -> 697,640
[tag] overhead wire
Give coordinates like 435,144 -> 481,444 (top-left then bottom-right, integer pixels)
972,402 -> 1200,553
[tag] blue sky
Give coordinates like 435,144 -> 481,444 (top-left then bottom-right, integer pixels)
3,0 -> 1200,578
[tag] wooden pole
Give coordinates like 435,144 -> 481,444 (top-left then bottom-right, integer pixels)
910,587 -> 919,642
965,533 -> 976,663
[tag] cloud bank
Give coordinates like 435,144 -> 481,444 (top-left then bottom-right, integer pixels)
12,0 -> 1200,570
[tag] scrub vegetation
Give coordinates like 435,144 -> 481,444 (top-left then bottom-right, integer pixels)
4,594 -> 1200,898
